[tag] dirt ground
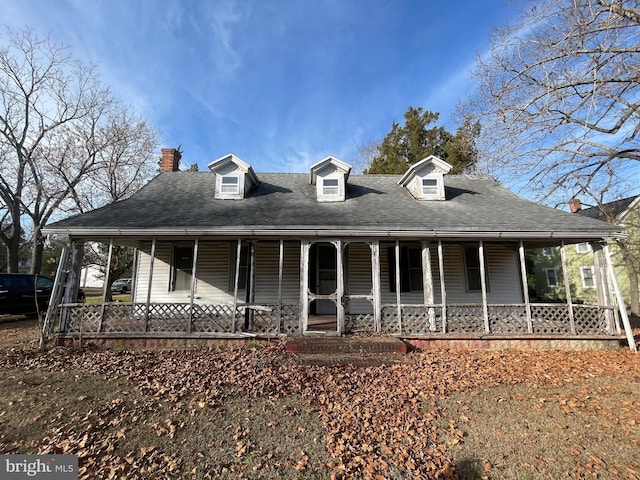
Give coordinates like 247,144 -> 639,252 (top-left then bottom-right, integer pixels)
1,317 -> 639,479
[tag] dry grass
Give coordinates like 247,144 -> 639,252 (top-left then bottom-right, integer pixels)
1,318 -> 639,479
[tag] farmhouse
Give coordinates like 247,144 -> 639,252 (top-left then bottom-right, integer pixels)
42,149 -> 636,350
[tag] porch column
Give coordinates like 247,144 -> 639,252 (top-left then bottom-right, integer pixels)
245,241 -> 256,331
560,241 -> 576,334
438,240 -> 447,333
42,240 -> 69,343
60,241 -> 82,334
300,240 -> 310,333
278,240 -> 284,334
98,238 -> 114,333
371,241 -> 381,333
604,244 -> 637,352
144,238 -> 157,331
336,240 -> 345,335
130,248 -> 138,302
479,240 -> 490,333
232,239 -> 242,333
592,243 -> 615,334
518,241 -> 533,333
422,241 -> 435,331
394,240 -> 402,332
188,238 -> 199,334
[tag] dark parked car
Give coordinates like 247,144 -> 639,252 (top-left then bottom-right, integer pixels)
0,273 -> 84,317
111,278 -> 132,294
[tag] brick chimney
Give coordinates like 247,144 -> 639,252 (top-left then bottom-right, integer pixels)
568,198 -> 582,213
160,148 -> 182,172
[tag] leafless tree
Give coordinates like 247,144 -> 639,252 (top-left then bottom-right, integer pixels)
0,27 -> 158,273
459,0 -> 640,205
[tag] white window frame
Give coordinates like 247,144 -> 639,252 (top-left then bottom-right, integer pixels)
421,178 -> 438,196
322,178 -> 339,196
580,266 -> 596,289
541,247 -> 554,257
575,242 -> 591,254
545,268 -> 559,287
220,175 -> 239,194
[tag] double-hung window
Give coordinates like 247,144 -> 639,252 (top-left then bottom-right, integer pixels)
545,268 -> 559,287
388,246 -> 423,292
576,243 -> 591,254
171,246 -> 194,291
464,248 -> 489,291
421,178 -> 438,196
581,266 -> 595,288
322,178 -> 339,195
221,176 -> 239,194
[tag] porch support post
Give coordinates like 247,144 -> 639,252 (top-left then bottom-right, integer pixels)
336,240 -> 345,335
394,240 -> 402,332
144,238 -> 156,332
232,239 -> 242,333
278,240 -> 284,334
130,248 -> 138,302
246,241 -> 256,331
479,240 -> 490,333
60,241 -> 83,334
592,243 -> 615,334
519,240 -> 533,333
604,245 -> 636,352
422,241 -> 435,331
300,240 -> 310,333
438,240 -> 447,333
371,241 -> 381,333
560,241 -> 576,334
188,238 -> 199,334
98,238 -> 114,333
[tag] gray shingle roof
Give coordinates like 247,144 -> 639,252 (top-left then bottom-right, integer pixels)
44,172 -> 620,239
578,196 -> 637,221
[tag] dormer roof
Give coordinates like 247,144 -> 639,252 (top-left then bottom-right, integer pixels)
398,155 -> 452,187
398,155 -> 452,201
207,153 -> 259,184
207,153 -> 259,200
309,156 -> 352,185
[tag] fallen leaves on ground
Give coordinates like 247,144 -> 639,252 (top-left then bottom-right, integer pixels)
1,342 -> 639,479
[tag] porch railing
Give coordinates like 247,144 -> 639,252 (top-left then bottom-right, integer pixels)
58,302 -> 616,337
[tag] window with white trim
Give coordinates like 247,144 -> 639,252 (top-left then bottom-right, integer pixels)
421,178 -> 438,195
322,178 -> 339,195
545,268 -> 559,287
576,242 -> 591,253
171,246 -> 194,291
464,247 -> 489,291
388,246 -> 423,292
221,175 -> 239,194
541,247 -> 554,257
581,266 -> 596,288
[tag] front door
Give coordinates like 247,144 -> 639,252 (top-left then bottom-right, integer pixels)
316,245 -> 337,315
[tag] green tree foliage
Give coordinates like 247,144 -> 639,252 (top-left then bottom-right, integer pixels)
364,107 -> 478,174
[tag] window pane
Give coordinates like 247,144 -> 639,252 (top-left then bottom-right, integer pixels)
422,178 -> 438,195
464,248 -> 482,291
173,246 -> 194,290
221,176 -> 239,193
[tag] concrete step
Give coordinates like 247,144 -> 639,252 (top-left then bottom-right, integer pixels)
285,335 -> 407,355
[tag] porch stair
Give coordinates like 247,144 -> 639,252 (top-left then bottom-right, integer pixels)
286,336 -> 413,367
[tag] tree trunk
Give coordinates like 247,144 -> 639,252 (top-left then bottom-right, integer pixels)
30,228 -> 45,274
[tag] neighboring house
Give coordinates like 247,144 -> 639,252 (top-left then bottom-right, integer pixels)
567,196 -> 640,315
41,149 -> 634,349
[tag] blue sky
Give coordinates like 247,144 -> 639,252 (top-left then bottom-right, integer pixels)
1,0 -> 525,173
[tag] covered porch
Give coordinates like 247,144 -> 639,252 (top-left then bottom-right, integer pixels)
44,235 -> 635,350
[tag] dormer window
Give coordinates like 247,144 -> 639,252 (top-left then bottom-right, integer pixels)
398,155 -> 452,201
323,178 -> 339,195
421,178 -> 438,196
208,154 -> 259,200
309,156 -> 352,203
221,176 -> 239,194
